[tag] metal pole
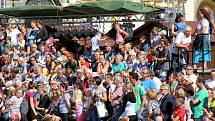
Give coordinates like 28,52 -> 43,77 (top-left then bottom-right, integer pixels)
202,35 -> 204,78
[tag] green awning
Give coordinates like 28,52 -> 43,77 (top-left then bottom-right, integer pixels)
0,5 -> 65,17
63,0 -> 164,16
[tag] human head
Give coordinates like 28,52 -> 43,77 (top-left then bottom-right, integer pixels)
31,20 -> 37,28
142,68 -> 150,79
31,44 -> 37,52
60,82 -> 68,92
186,65 -> 194,75
146,89 -> 157,101
199,8 -> 210,20
114,76 -> 123,86
36,20 -> 44,29
16,88 -> 23,98
50,80 -> 57,89
115,23 -> 121,31
92,76 -> 102,86
160,83 -> 170,95
129,72 -> 139,85
139,35 -> 146,44
115,54 -> 122,64
176,96 -> 185,107
152,27 -> 159,36
184,26 -> 192,37
211,70 -> 215,80
30,56 -> 37,65
196,77 -> 205,89
169,73 -> 177,83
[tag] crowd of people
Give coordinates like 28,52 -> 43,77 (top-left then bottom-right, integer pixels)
0,6 -> 215,121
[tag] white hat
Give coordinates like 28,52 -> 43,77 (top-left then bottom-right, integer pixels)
55,57 -> 63,63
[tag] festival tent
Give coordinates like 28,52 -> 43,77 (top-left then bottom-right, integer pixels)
0,1 -> 164,17
63,0 -> 164,16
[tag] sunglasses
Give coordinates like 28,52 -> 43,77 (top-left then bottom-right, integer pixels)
31,60 -> 36,61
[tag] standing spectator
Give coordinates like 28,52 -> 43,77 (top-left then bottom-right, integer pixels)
171,96 -> 186,121
139,35 -> 149,53
191,78 -> 208,120
8,89 -> 23,121
27,21 -> 39,54
25,81 -> 38,121
159,83 -> 176,121
184,65 -> 197,91
7,24 -> 21,47
130,72 -> 146,121
120,83 -> 137,121
146,89 -> 163,121
169,73 -> 179,95
140,68 -> 156,92
104,44 -> 115,63
193,9 -> 211,69
170,26 -> 192,71
149,70 -> 162,93
36,21 -> 48,47
110,76 -> 124,121
114,23 -> 128,44
91,32 -> 105,55
37,86 -> 51,119
59,83 -> 71,121
150,27 -> 160,48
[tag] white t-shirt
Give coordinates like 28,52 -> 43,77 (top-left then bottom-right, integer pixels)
10,96 -> 23,114
91,35 -> 100,51
152,77 -> 162,93
170,32 -> 191,54
8,29 -> 21,46
205,79 -> 215,89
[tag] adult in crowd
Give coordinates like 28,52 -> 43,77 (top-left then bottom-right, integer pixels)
159,83 -> 176,121
59,83 -> 71,121
193,8 -> 211,69
141,68 -> 156,92
36,21 -> 48,47
130,72 -> 146,121
170,26 -> 192,71
191,77 -> 208,120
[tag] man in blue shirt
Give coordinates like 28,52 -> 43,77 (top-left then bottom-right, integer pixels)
140,68 -> 156,92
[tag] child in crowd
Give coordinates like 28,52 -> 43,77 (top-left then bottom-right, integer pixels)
8,89 -> 23,121
146,89 -> 163,121
73,82 -> 83,121
171,96 -> 186,121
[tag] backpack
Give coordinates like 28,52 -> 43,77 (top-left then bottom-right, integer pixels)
20,95 -> 29,116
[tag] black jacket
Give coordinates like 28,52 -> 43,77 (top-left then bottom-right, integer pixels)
36,27 -> 48,41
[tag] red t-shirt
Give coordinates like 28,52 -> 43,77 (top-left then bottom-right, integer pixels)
174,107 -> 186,121
26,92 -> 37,108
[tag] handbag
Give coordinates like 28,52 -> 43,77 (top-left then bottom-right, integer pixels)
96,101 -> 109,118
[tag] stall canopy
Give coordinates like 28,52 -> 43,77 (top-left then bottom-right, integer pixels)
0,5 -> 66,17
63,0 -> 164,16
0,1 -> 164,17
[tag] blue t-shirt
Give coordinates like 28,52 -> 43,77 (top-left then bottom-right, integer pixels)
176,22 -> 186,32
59,93 -> 71,113
141,79 -> 156,92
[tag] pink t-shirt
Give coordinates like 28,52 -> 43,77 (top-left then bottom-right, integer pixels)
26,92 -> 37,108
111,85 -> 123,107
116,31 -> 124,44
